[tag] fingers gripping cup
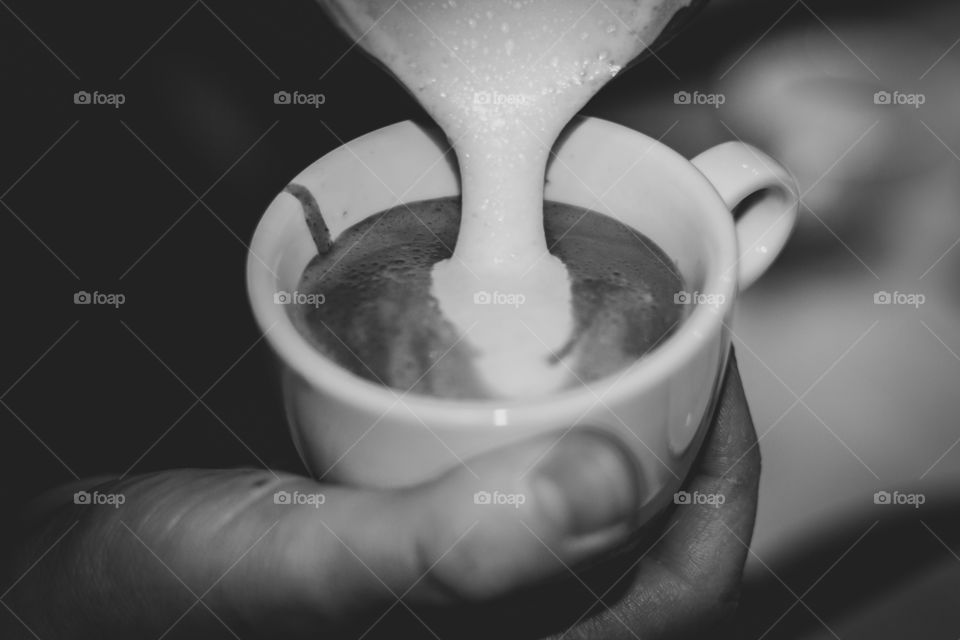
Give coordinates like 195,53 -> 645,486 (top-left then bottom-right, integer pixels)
247,117 -> 798,524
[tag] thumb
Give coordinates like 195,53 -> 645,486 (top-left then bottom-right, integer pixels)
5,432 -> 642,640
297,428 -> 643,614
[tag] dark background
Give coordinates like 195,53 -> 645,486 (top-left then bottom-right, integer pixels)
2,1 -> 958,638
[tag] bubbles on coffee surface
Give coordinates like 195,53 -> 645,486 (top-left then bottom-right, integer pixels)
291,197 -> 685,400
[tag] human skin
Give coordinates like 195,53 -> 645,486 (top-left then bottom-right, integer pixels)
0,351 -> 759,639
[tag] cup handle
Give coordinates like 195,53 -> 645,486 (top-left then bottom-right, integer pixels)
691,142 -> 800,290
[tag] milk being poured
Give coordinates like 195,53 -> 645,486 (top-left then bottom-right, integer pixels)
319,0 -> 691,398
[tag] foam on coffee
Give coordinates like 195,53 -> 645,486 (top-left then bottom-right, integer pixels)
318,0 -> 692,397
292,197 -> 684,399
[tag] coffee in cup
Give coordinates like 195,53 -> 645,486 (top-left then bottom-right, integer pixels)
289,195 -> 686,400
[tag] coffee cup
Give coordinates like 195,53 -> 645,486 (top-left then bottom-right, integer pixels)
247,116 -> 797,523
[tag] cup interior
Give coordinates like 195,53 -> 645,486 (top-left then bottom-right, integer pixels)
248,117 -> 736,416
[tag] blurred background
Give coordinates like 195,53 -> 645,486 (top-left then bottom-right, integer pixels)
2,0 -> 959,637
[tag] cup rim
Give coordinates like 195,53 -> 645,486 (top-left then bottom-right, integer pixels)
247,116 -> 738,427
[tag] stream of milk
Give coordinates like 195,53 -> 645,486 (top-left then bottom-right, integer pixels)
319,0 -> 691,397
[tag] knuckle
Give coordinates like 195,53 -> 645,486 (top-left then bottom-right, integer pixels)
413,509 -> 529,603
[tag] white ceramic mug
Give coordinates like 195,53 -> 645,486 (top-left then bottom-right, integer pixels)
247,116 -> 798,523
